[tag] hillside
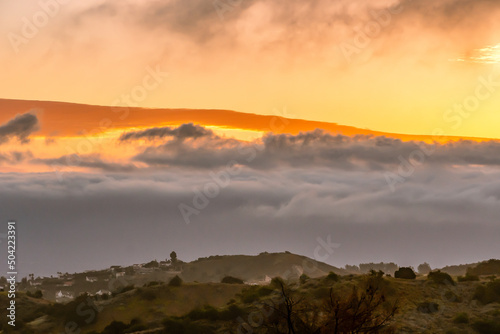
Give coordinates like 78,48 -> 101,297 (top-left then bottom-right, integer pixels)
180,252 -> 347,283
8,272 -> 500,334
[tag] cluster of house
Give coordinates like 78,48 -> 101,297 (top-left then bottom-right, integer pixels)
51,260 -> 177,302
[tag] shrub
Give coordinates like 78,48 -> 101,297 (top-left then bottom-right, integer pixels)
473,279 -> 500,304
417,301 -> 439,313
458,273 -> 480,282
26,290 -> 43,299
138,288 -> 156,301
428,270 -> 455,285
326,272 -> 340,282
453,312 -> 469,324
112,284 -> 135,296
394,267 -> 416,280
468,259 -> 500,276
102,321 -> 128,334
221,276 -> 244,284
239,286 -> 274,304
299,274 -> 309,284
168,275 -> 183,287
471,319 -> 500,334
444,290 -> 462,303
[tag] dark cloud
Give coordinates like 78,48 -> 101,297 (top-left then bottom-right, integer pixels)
119,123 -> 214,142
0,112 -> 39,144
33,154 -> 137,172
129,125 -> 500,171
3,163 -> 500,278
0,151 -> 33,164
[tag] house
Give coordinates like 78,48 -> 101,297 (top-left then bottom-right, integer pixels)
95,289 -> 111,296
0,286 -> 4,292
63,281 -> 74,287
86,276 -> 98,283
55,290 -> 74,302
115,272 -> 126,278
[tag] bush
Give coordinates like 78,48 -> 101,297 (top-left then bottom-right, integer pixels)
168,275 -> 183,287
394,267 -> 416,280
26,290 -> 43,299
473,280 -> 500,304
471,319 -> 500,334
221,276 -> 244,284
112,284 -> 135,296
299,274 -> 309,284
239,286 -> 274,304
458,273 -> 480,282
102,321 -> 128,334
417,301 -> 439,313
138,288 -> 156,301
453,312 -> 469,324
468,259 -> 500,276
428,270 -> 455,285
326,272 -> 340,282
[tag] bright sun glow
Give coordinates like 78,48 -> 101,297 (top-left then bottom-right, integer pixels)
454,43 -> 500,64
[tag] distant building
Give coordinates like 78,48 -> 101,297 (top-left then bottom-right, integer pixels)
55,290 -> 74,302
63,281 -> 74,287
0,286 -> 4,292
95,289 -> 110,296
86,276 -> 98,283
115,272 -> 126,278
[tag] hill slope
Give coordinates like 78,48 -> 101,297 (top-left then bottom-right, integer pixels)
180,252 -> 346,283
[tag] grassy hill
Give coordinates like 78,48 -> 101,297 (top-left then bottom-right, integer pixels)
11,273 -> 500,334
180,252 -> 347,283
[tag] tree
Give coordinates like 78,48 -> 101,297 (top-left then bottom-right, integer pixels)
170,251 -> 177,264
263,275 -> 398,333
418,263 -> 432,275
168,275 -> 182,287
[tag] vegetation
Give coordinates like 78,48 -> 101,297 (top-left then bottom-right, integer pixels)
394,267 -> 416,279
168,275 -> 183,287
221,276 -> 244,284
26,289 -> 43,299
467,259 -> 500,276
428,270 -> 455,285
418,262 -> 432,275
457,273 -> 480,282
473,279 -> 500,304
143,259 -> 159,268
453,312 -> 469,324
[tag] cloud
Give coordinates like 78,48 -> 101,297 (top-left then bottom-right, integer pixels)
129,124 -> 500,171
32,154 -> 137,172
3,162 -> 500,278
0,112 -> 39,144
0,151 -> 33,164
119,123 -> 214,141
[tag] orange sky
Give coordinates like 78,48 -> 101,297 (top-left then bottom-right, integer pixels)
1,1 -> 500,139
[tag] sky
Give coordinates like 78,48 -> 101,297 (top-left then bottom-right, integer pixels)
1,0 -> 500,278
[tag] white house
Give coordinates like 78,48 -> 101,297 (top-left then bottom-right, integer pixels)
86,276 -> 98,283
